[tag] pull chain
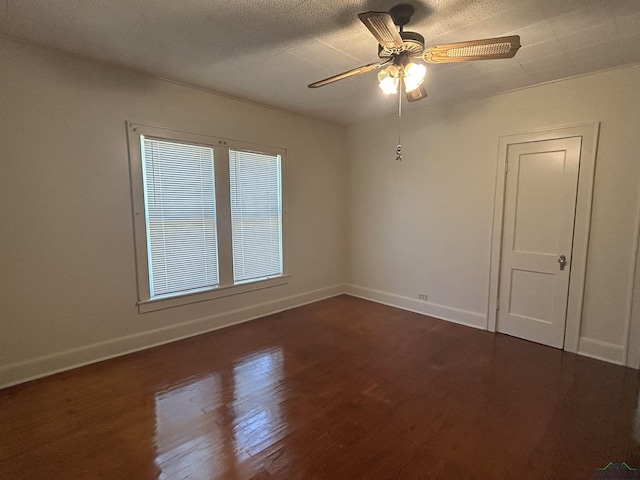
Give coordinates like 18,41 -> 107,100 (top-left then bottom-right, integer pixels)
396,74 -> 403,161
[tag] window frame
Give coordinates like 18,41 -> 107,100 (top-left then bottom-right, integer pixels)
127,122 -> 288,313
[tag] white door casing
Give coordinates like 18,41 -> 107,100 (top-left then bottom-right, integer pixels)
488,124 -> 599,356
496,138 -> 581,348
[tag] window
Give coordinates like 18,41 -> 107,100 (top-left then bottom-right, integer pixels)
230,150 -> 282,283
128,123 -> 287,312
142,139 -> 219,297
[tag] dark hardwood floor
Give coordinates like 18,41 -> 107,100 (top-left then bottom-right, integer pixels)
1,295 -> 639,479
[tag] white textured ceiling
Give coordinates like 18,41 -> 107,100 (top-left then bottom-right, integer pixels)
1,0 -> 639,124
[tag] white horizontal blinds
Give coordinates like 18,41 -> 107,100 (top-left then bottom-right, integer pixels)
141,137 -> 219,297
229,149 -> 283,283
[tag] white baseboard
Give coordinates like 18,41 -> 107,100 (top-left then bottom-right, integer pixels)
0,284 -> 345,390
345,284 -> 487,330
577,337 -> 627,366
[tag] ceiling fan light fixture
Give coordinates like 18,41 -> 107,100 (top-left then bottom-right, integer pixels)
378,65 -> 400,94
403,62 -> 426,92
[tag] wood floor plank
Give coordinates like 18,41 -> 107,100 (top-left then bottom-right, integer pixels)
0,295 -> 639,479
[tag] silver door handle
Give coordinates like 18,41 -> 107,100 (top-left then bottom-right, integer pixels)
558,255 -> 567,271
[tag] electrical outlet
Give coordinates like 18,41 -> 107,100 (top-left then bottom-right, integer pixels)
418,294 -> 428,301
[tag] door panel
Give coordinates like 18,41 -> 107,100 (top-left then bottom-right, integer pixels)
497,137 -> 581,348
509,269 -> 554,322
512,151 -> 565,254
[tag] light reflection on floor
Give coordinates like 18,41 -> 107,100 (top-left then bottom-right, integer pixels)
154,347 -> 285,479
232,348 -> 286,462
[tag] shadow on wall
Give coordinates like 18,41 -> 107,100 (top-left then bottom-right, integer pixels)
13,40 -> 157,95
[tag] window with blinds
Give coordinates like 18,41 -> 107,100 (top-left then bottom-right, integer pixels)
229,150 -> 283,283
141,137 -> 219,297
129,123 -> 287,312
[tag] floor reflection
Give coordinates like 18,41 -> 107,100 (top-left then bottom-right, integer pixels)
232,348 -> 286,462
154,374 -> 224,479
154,347 -> 285,479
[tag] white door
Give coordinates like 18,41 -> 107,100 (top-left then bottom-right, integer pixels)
497,137 -> 581,348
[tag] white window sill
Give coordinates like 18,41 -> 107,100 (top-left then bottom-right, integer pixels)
137,275 -> 290,313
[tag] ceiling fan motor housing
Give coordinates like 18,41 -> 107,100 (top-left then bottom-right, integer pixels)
378,31 -> 425,58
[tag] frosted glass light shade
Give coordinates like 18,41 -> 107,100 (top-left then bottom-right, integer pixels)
404,63 -> 426,92
377,65 -> 400,94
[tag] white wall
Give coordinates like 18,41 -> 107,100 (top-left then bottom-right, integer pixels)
346,64 -> 640,366
0,37 -> 348,388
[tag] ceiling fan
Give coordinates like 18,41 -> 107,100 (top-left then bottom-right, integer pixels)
308,3 -> 521,103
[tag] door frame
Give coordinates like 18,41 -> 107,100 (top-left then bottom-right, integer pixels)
487,124 -> 600,353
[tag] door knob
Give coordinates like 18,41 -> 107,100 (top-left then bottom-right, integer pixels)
558,255 -> 567,271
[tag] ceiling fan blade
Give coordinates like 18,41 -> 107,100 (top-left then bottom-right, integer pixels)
423,35 -> 521,63
307,60 -> 391,88
358,11 -> 404,50
406,84 -> 428,102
